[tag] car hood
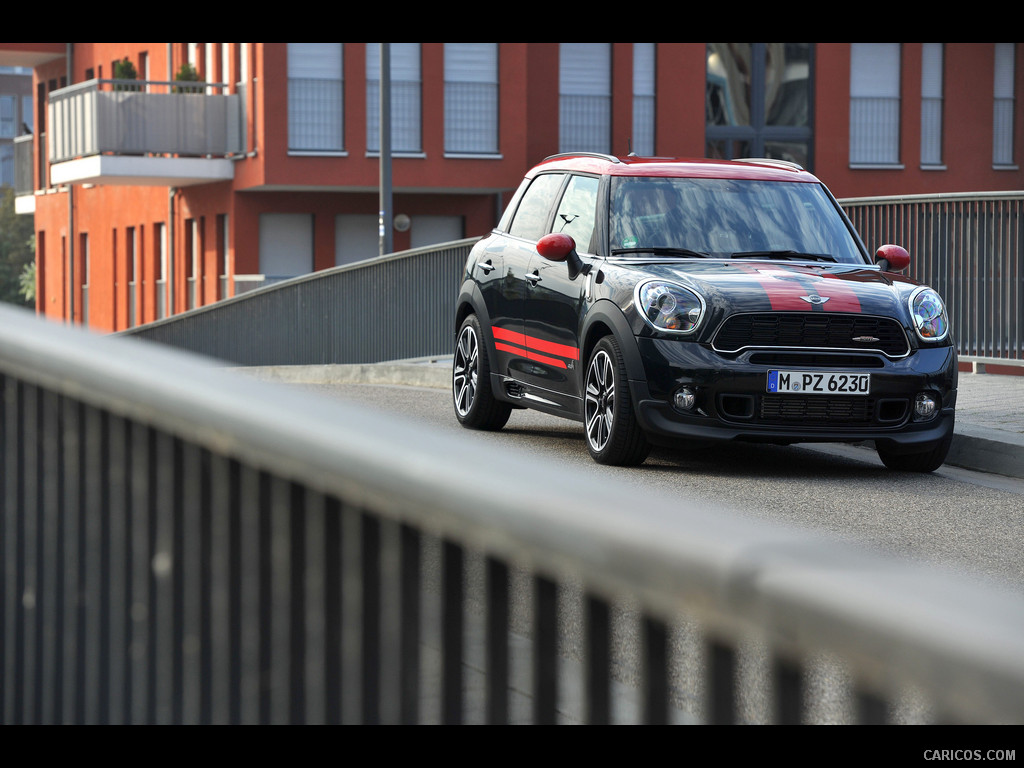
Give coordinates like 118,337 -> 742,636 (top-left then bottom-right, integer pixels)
628,259 -> 918,318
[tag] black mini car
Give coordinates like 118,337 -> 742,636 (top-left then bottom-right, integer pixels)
452,153 -> 957,472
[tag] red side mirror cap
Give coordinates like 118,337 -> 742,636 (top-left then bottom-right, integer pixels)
875,244 -> 910,272
537,233 -> 576,262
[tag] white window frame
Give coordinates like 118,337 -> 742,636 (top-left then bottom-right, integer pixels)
559,43 -> 611,154
444,43 -> 499,156
367,43 -> 423,155
920,43 -> 944,168
994,43 -> 1016,168
849,43 -> 902,167
288,43 -> 345,154
632,43 -> 656,156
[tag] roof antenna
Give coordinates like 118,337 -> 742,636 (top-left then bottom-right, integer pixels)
627,137 -> 636,157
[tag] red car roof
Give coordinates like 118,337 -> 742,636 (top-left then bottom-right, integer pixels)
531,153 -> 821,183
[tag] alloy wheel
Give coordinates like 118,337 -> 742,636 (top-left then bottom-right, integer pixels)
585,349 -> 614,452
453,324 -> 479,417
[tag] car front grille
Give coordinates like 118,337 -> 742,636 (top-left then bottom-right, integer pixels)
713,313 -> 910,357
760,394 -> 875,424
716,393 -> 910,427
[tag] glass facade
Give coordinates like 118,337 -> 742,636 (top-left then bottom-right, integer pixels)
706,43 -> 812,168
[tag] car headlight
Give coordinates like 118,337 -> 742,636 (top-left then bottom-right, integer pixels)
635,281 -> 705,334
909,287 -> 949,342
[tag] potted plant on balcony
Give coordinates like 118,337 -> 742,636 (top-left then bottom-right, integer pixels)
113,57 -> 141,92
110,56 -> 146,153
173,62 -> 202,94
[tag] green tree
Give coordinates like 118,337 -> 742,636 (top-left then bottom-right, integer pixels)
0,187 -> 36,308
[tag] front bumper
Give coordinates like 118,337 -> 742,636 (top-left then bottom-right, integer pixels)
630,338 -> 957,448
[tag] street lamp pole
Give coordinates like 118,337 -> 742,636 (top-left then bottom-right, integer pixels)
379,43 -> 393,257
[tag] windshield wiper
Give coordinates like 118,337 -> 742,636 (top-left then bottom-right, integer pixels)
611,247 -> 710,259
730,250 -> 836,262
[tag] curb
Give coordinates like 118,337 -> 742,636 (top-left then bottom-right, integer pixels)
239,361 -> 451,390
946,423 -> 1024,480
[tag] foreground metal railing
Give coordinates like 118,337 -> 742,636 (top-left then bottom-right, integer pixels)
4,304 -> 1024,723
843,192 -> 1024,363
122,240 -> 476,366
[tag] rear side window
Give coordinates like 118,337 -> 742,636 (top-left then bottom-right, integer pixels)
508,173 -> 565,241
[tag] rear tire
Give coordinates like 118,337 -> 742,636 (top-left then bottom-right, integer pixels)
453,314 -> 512,431
584,336 -> 650,466
876,427 -> 953,473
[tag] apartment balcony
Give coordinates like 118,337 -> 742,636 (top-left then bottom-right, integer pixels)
46,79 -> 245,187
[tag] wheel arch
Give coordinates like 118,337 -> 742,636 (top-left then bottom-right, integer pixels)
580,300 -> 646,382
455,281 -> 501,377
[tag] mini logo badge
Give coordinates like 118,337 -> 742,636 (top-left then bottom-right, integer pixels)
852,335 -> 880,343
800,295 -> 829,305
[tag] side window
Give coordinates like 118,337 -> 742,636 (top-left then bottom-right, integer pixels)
508,174 -> 565,241
552,175 -> 599,253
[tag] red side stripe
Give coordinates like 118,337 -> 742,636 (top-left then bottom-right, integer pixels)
492,325 -> 527,347
492,325 -> 579,362
494,341 -> 567,369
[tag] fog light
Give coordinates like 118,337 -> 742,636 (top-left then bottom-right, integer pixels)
913,392 -> 938,421
673,386 -> 696,411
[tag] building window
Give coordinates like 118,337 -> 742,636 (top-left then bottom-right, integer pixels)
0,94 -> 15,138
217,214 -> 228,300
559,43 -> 611,154
849,42 -> 901,167
0,144 -> 11,187
127,226 -> 138,328
155,223 -> 167,320
921,43 -> 944,167
186,219 -> 199,310
367,43 -> 422,154
288,43 -> 344,153
994,43 -> 1016,168
80,232 -> 89,325
444,43 -> 498,155
706,43 -> 812,168
632,43 -> 655,156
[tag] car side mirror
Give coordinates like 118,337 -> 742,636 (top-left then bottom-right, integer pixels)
874,244 -> 911,273
537,233 -> 590,279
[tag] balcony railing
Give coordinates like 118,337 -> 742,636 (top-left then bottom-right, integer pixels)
13,134 -> 33,195
47,79 -> 243,164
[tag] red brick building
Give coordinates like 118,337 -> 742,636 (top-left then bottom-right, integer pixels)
2,42 -> 1022,332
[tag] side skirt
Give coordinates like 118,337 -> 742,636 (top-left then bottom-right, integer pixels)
491,373 -> 584,422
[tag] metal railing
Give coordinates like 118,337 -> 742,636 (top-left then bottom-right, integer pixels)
842,192 -> 1024,363
47,79 -> 243,163
122,240 -> 476,366
4,303 -> 1024,724
13,134 -> 32,196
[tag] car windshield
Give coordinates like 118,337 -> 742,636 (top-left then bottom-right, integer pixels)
608,177 -> 866,264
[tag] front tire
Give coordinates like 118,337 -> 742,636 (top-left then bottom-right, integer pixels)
453,314 -> 512,431
584,336 -> 650,466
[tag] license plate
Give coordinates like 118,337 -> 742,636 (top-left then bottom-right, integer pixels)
767,370 -> 871,395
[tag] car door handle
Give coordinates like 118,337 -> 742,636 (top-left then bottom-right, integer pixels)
476,260 -> 495,274
526,271 -> 541,285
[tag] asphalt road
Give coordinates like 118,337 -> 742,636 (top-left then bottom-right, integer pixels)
295,379 -> 1024,723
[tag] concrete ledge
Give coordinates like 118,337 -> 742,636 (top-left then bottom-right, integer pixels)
240,362 -> 450,390
948,423 -> 1024,480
